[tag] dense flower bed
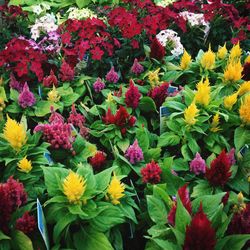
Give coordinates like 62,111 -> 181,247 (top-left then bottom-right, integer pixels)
0,0 -> 250,249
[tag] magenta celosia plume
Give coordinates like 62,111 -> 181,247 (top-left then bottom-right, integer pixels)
93,77 -> 105,93
18,82 -> 36,108
131,58 -> 144,75
190,152 -> 206,175
125,139 -> 144,164
105,66 -> 119,83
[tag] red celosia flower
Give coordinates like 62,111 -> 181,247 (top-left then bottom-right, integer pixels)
243,62 -> 250,81
128,116 -> 136,127
150,38 -> 166,61
89,151 -> 106,170
59,60 -> 75,82
125,80 -> 141,109
205,150 -> 232,187
168,184 -> 192,226
16,212 -> 36,234
183,205 -> 216,250
221,191 -> 230,206
141,160 -> 162,184
43,70 -> 58,87
148,82 -> 170,108
102,108 -> 116,124
114,106 -> 130,127
67,104 -> 85,127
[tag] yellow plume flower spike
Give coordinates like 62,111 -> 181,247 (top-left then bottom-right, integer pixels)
194,77 -> 211,106
245,55 -> 250,64
17,156 -> 32,173
239,94 -> 250,125
224,60 -> 243,83
217,43 -> 228,59
47,85 -> 60,103
106,92 -> 114,103
180,49 -> 192,70
237,81 -> 250,96
148,68 -> 161,88
237,192 -> 244,203
200,45 -> 216,70
0,98 -> 6,112
229,42 -> 242,62
107,173 -> 125,205
224,93 -> 238,110
184,102 -> 199,125
63,171 -> 86,203
3,115 -> 27,151
210,113 -> 221,133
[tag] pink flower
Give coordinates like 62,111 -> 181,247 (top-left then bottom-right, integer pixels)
125,139 -> 144,164
141,160 -> 162,184
67,104 -> 85,127
125,79 -> 141,109
9,73 -> 23,92
227,148 -> 236,165
93,77 -> 105,93
105,66 -> 119,83
131,58 -> 144,75
190,153 -> 206,175
18,83 -> 36,108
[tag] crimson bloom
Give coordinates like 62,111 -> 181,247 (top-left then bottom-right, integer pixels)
16,211 -> 36,234
205,150 -> 232,187
150,38 -> 166,61
125,80 -> 141,109
89,151 -> 106,170
183,205 -> 216,250
59,60 -> 75,82
141,160 -> 162,184
43,70 -> 58,87
148,82 -> 170,108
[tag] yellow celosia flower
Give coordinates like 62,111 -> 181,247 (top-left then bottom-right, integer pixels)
106,92 -> 114,103
47,85 -> 60,102
229,42 -> 242,62
148,68 -> 160,87
3,115 -> 27,151
184,102 -> 199,125
217,43 -> 228,59
224,60 -> 243,82
194,78 -> 211,106
224,93 -> 238,110
237,81 -> 250,96
107,173 -> 125,205
239,94 -> 250,125
245,55 -> 250,64
200,45 -> 215,70
210,113 -> 221,132
17,156 -> 32,173
0,98 -> 6,112
63,171 -> 86,203
180,49 -> 192,70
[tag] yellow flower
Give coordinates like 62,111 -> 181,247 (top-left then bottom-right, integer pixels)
47,85 -> 60,102
239,94 -> 250,125
200,45 -> 215,70
245,55 -> 250,64
229,42 -> 242,62
217,43 -> 228,59
63,171 -> 86,203
194,78 -> 211,106
17,156 -> 32,173
184,102 -> 199,125
107,173 -> 125,205
224,60 -> 243,82
237,192 -> 244,203
0,98 -> 5,112
3,115 -> 27,151
86,143 -> 97,156
148,68 -> 160,87
237,81 -> 250,96
224,92 -> 238,110
210,113 -> 221,132
106,92 -> 114,103
180,49 -> 192,70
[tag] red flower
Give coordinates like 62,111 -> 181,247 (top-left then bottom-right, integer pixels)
205,150 -> 232,187
141,160 -> 162,184
128,116 -> 136,127
114,106 -> 130,127
90,46 -> 104,60
67,104 -> 85,127
148,82 -> 170,108
183,205 -> 216,250
89,151 -> 106,170
243,62 -> 250,81
125,79 -> 141,109
59,60 -> 75,82
150,38 -> 166,61
102,108 -> 115,124
43,70 -> 58,87
16,212 -> 36,234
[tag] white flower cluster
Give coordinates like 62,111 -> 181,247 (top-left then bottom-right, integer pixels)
67,7 -> 97,20
154,0 -> 177,7
156,29 -> 184,57
31,14 -> 58,40
180,11 -> 210,37
32,3 -> 51,15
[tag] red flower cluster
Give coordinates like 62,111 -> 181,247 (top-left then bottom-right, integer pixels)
16,211 -> 36,235
205,150 -> 232,187
102,106 -> 136,135
59,18 -> 115,64
67,104 -> 85,127
59,60 -> 75,82
148,82 -> 170,108
43,70 -> 58,87
89,151 -> 106,171
0,176 -> 27,233
183,205 -> 216,250
125,80 -> 141,109
141,160 -> 162,184
168,184 -> 192,226
150,38 -> 166,61
0,38 -> 47,82
0,1 -> 27,19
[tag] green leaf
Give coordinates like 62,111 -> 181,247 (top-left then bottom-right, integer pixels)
164,101 -> 186,112
157,132 -> 180,147
139,97 -> 157,113
191,180 -> 213,198
136,127 -> 150,152
117,138 -> 130,153
234,127 -> 250,152
144,148 -> 161,162
153,239 -> 177,250
11,230 -> 33,250
147,195 -> 168,225
0,231 -> 10,241
95,166 -> 116,192
76,0 -> 91,8
61,93 -> 80,107
215,234 -> 250,250
34,101 -> 60,117
187,137 -> 200,155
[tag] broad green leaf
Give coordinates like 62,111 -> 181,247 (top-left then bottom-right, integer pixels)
139,97 -> 157,113
215,234 -> 250,250
234,127 -> 250,152
0,231 -> 10,241
11,230 -> 33,250
157,132 -> 180,147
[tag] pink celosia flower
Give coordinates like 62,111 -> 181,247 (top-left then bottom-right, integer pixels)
227,148 -> 236,165
16,211 -> 36,234
141,160 -> 162,184
105,66 -> 119,83
9,73 -> 23,92
125,79 -> 141,109
18,83 -> 36,108
67,104 -> 85,127
190,152 -> 206,175
93,77 -> 105,93
131,58 -> 144,75
125,139 -> 144,164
